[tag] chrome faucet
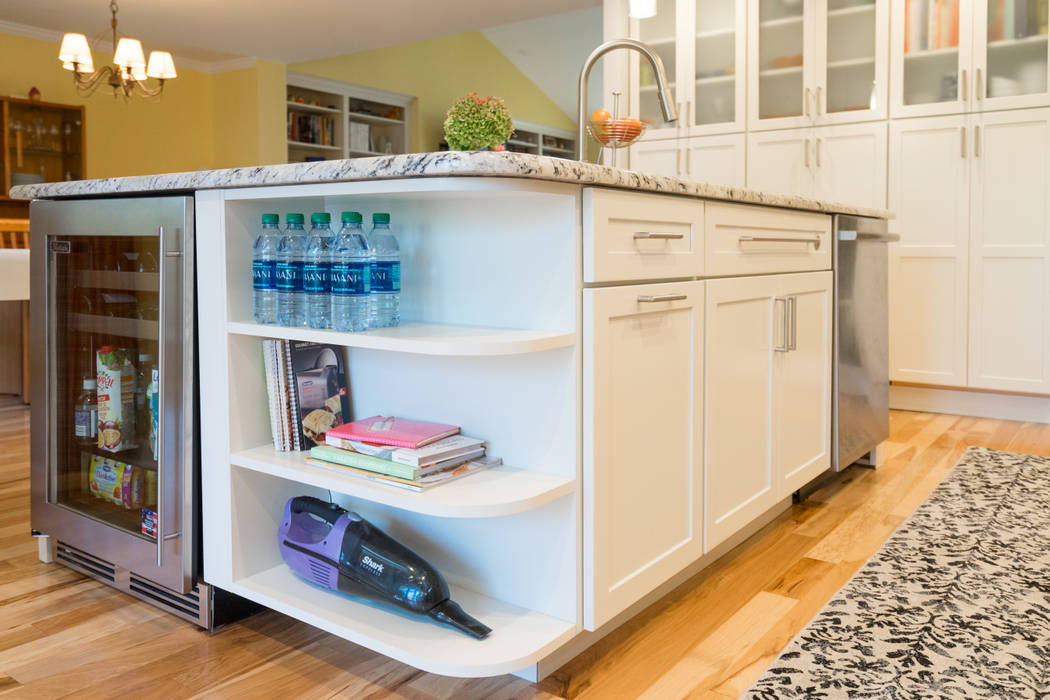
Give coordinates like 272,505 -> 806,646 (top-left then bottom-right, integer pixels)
577,38 -> 678,161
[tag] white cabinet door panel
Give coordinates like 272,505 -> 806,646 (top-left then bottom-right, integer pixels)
814,122 -> 887,211
583,280 -> 704,630
969,108 -> 1050,392
683,133 -> 747,187
631,138 -> 683,178
777,271 -> 832,494
704,274 -> 779,552
888,115 -> 970,387
747,129 -> 815,198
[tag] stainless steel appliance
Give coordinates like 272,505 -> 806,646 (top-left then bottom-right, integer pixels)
29,196 -> 237,626
833,214 -> 899,471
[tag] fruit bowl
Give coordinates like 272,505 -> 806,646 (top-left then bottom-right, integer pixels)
587,116 -> 647,149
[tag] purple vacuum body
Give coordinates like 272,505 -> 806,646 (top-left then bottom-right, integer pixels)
277,496 -> 491,639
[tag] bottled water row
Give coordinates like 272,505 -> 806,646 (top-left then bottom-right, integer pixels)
252,210 -> 400,331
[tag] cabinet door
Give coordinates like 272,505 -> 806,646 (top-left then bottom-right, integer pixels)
687,0 -> 748,135
890,0 -> 974,118
632,0 -> 685,140
776,271 -> 832,494
705,275 -> 780,552
749,0 -> 817,131
814,0 -> 889,124
968,108 -> 1050,393
631,138 -> 683,178
747,128 -> 814,197
973,0 -> 1050,112
583,280 -> 704,630
813,121 -> 887,210
683,132 -> 747,186
888,115 -> 971,387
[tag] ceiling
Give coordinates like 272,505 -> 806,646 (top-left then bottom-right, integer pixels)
1,0 -> 602,68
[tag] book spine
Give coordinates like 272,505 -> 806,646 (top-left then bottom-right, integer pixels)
1017,0 -> 1028,38
310,446 -> 418,479
284,339 -> 302,451
951,1 -> 959,46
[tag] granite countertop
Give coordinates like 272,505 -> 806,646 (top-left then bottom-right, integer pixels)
9,151 -> 893,219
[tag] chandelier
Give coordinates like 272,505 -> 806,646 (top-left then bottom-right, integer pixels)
58,1 -> 177,99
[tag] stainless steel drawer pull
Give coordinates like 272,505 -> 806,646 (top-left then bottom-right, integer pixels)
634,231 -> 685,240
739,234 -> 822,250
637,294 -> 687,303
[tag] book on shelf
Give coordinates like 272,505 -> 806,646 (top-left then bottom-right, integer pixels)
309,444 -> 483,480
262,340 -> 349,451
304,455 -> 501,492
325,415 -> 461,449
325,433 -> 485,467
287,112 -> 336,146
904,0 -> 961,53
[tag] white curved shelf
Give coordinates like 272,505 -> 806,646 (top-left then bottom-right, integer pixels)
229,564 -> 577,677
231,445 -> 576,518
226,321 -> 576,356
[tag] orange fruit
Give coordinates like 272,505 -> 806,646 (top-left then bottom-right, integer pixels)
591,108 -> 612,124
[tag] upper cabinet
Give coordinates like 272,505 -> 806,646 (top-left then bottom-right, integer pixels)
631,0 -> 748,138
2,98 -> 85,202
749,0 -> 889,131
891,0 -> 1050,118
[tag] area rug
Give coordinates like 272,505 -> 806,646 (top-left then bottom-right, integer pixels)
746,447 -> 1050,699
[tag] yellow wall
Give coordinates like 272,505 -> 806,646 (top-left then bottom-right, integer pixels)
291,31 -> 575,152
212,59 -> 287,168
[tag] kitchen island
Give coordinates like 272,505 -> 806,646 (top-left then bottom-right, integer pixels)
13,152 -> 890,681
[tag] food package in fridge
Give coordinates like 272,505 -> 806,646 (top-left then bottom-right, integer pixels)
88,455 -> 124,505
96,346 -> 137,452
121,463 -> 145,509
148,367 -> 159,461
143,468 -> 157,509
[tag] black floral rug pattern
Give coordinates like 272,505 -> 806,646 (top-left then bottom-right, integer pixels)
747,447 -> 1050,699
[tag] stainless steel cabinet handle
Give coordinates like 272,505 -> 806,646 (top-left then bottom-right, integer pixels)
816,137 -> 822,167
961,126 -> 967,158
637,294 -> 687,303
804,87 -> 811,117
774,296 -> 789,352
804,137 -> 811,167
739,234 -> 822,250
816,86 -> 823,115
634,231 -> 685,239
685,146 -> 691,175
676,148 -> 681,175
977,68 -> 983,100
962,69 -> 968,101
975,124 -> 981,157
788,295 -> 797,351
156,225 -> 167,567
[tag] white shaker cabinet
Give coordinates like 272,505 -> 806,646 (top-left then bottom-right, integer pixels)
583,280 -> 704,630
632,133 -> 747,187
812,121 -> 887,209
705,270 -> 831,552
968,107 -> 1050,393
888,114 -> 971,388
747,128 -> 814,196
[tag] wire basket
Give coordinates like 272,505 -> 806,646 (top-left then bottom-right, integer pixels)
586,118 -> 648,150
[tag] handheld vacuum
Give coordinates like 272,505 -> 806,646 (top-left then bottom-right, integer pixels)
278,495 -> 491,639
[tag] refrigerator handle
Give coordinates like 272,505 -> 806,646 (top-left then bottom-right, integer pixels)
157,224 -> 166,567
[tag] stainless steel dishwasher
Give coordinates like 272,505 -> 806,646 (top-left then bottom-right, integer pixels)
833,215 -> 900,471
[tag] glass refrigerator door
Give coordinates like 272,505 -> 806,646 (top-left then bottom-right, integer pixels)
50,234 -> 161,536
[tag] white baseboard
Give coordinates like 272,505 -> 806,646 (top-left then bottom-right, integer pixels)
890,384 -> 1050,423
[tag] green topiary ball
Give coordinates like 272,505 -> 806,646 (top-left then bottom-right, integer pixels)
443,93 -> 514,151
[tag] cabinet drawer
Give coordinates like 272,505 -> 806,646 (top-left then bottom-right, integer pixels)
583,188 -> 704,282
705,202 -> 831,277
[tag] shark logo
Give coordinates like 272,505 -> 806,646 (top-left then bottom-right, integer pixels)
361,555 -> 384,575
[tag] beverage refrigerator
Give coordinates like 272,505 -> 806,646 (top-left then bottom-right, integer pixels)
29,196 -> 251,627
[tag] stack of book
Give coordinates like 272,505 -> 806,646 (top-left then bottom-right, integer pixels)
263,340 -> 350,451
308,415 -> 500,492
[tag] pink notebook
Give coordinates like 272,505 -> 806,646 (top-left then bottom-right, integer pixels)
325,415 -> 461,448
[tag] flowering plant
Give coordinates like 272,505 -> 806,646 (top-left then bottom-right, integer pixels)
443,93 -> 513,151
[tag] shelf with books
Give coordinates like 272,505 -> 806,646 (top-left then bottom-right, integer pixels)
227,560 -> 576,677
226,321 -> 575,356
231,445 -> 574,518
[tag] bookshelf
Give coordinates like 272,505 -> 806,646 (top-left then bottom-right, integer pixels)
502,119 -> 576,158
286,72 -> 414,164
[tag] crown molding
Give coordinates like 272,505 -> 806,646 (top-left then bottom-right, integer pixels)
0,19 -> 257,74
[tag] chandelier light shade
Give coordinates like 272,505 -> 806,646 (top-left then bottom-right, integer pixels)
58,1 -> 176,99
628,0 -> 658,18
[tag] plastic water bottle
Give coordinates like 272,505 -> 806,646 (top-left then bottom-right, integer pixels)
252,213 -> 281,324
367,212 -> 400,328
73,378 -> 98,447
276,213 -> 307,327
303,212 -> 334,329
331,211 -> 372,332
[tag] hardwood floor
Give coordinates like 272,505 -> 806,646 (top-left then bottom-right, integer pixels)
2,398 -> 1048,699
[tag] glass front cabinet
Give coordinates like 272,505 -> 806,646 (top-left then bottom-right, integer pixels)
892,0 -> 1050,117
749,0 -> 889,130
629,0 -> 749,139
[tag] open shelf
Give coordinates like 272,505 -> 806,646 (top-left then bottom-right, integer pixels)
287,140 -> 342,151
286,101 -> 341,115
229,563 -> 577,677
226,321 -> 576,356
348,112 -> 405,126
71,313 -> 158,340
231,445 -> 575,518
73,270 -> 157,291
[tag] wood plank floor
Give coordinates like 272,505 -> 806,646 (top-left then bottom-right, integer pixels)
2,398 -> 1048,699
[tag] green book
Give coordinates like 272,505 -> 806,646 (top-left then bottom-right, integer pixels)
309,445 -> 418,480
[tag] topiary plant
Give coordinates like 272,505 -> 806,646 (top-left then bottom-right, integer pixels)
443,93 -> 513,151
